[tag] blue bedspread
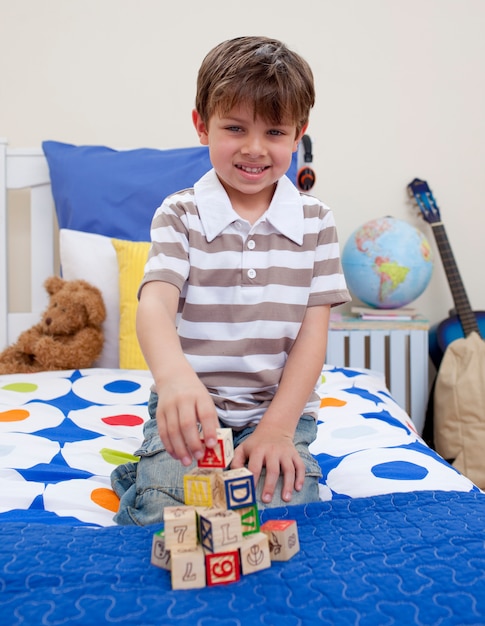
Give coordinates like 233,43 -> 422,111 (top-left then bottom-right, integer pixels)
2,490 -> 485,626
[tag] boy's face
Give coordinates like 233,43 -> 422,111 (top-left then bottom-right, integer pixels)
193,104 -> 307,210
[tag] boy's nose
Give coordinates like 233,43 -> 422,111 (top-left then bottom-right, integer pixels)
242,134 -> 266,157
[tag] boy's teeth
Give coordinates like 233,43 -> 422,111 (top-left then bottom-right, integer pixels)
239,165 -> 264,173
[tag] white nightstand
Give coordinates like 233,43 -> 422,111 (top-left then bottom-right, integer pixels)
326,314 -> 429,435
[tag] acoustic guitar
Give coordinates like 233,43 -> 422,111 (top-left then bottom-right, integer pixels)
407,178 -> 485,368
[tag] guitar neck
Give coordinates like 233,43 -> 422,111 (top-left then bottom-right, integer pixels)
431,222 -> 479,336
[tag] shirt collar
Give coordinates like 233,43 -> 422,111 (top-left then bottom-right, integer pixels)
194,169 -> 304,245
265,175 -> 304,245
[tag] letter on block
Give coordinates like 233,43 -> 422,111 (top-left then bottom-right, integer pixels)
240,532 -> 271,575
183,468 -> 224,508
222,467 -> 256,510
151,529 -> 171,570
236,504 -> 260,536
198,508 -> 243,553
171,545 -> 206,590
198,428 -> 234,469
205,549 -> 240,586
163,506 -> 197,549
260,519 -> 300,561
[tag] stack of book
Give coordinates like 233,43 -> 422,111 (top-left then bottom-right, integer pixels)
351,306 -> 418,321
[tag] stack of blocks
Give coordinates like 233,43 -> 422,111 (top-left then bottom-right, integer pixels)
151,428 -> 300,589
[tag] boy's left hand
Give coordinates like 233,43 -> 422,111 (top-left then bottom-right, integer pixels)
230,422 -> 305,504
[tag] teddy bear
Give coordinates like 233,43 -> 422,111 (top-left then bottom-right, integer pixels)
0,276 -> 106,374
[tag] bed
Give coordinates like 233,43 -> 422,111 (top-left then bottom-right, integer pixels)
1,138 -> 485,625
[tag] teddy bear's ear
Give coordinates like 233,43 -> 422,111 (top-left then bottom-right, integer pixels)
44,276 -> 65,296
77,282 -> 107,326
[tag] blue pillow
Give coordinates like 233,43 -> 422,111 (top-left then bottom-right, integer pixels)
42,141 -> 298,242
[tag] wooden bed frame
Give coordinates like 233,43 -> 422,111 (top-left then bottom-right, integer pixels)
0,138 -> 429,432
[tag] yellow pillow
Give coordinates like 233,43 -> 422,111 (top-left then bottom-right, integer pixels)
111,238 -> 151,370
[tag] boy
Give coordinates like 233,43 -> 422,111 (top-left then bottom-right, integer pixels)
111,36 -> 350,525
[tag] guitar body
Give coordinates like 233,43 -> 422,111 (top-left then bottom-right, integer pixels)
429,311 -> 485,369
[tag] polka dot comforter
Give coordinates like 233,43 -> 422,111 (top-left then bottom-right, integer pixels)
1,366 -> 484,625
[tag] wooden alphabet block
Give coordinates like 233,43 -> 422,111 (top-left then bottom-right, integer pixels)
260,519 -> 300,561
198,508 -> 243,553
150,445 -> 303,588
205,549 -> 240,586
151,529 -> 171,570
236,504 -> 260,536
221,467 -> 256,510
198,427 -> 234,469
183,468 -> 225,508
240,532 -> 271,575
163,505 -> 197,549
171,545 -> 206,590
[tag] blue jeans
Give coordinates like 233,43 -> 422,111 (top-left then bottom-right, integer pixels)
111,391 -> 322,526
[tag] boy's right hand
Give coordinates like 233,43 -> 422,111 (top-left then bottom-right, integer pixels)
155,373 -> 219,466
137,281 -> 219,466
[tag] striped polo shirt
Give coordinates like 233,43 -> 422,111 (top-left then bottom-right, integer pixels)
141,169 -> 350,428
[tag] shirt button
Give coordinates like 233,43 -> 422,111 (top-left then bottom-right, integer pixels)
247,269 -> 257,279
247,239 -> 255,250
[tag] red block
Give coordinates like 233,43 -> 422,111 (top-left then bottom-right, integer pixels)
205,549 -> 241,586
198,428 -> 234,469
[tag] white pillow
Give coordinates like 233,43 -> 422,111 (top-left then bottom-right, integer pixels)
59,229 -> 119,368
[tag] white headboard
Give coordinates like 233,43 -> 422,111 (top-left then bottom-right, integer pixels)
0,139 -> 56,350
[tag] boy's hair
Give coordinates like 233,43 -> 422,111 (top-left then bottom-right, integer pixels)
195,36 -> 315,133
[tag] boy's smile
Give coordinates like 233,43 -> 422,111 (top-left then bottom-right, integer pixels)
193,105 -> 307,221
235,164 -> 270,175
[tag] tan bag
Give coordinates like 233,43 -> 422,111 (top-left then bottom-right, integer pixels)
434,331 -> 485,488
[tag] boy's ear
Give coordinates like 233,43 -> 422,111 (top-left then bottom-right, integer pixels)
192,109 -> 209,146
293,123 -> 309,151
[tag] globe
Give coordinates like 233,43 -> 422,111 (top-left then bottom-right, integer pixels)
341,216 -> 434,309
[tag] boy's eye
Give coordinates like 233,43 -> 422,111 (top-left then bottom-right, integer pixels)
226,126 -> 243,133
268,129 -> 284,136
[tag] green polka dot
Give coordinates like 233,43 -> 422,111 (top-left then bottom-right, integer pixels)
100,448 -> 139,466
2,382 -> 38,393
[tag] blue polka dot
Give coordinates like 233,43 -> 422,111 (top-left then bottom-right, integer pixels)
372,461 -> 429,481
103,380 -> 142,394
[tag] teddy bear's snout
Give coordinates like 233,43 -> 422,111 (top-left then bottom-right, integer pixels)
45,317 -> 52,326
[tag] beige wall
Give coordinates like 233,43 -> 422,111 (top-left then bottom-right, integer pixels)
2,0 -> 485,329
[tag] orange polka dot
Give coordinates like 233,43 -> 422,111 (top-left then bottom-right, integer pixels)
320,397 -> 347,408
0,409 -> 30,422
90,487 -> 120,513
